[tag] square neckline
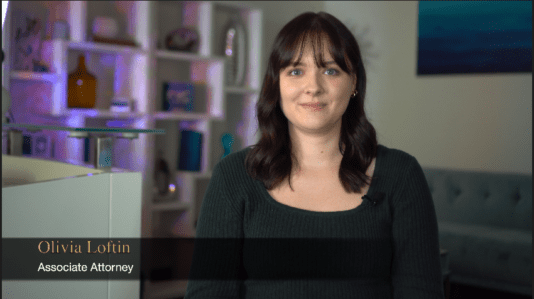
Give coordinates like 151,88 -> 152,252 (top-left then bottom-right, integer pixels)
259,145 -> 383,216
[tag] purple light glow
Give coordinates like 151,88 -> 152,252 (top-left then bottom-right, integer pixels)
106,120 -> 126,128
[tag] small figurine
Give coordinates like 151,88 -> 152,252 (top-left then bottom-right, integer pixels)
221,133 -> 234,159
154,150 -> 171,195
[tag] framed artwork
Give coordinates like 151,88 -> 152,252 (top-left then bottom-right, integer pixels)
11,6 -> 49,71
417,1 -> 532,75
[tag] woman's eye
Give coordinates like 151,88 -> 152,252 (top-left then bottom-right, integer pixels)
288,69 -> 302,76
325,69 -> 339,75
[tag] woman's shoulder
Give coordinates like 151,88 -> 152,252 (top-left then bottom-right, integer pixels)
218,146 -> 252,166
213,146 -> 253,177
377,144 -> 415,160
376,144 -> 420,172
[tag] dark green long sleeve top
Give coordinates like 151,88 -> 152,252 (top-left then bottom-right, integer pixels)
185,144 -> 444,299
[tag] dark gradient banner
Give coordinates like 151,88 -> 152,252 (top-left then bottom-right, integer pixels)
3,238 -> 391,280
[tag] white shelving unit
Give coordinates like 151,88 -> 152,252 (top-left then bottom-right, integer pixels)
3,1 -> 262,298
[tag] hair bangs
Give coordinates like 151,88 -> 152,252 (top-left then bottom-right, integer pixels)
278,21 -> 353,74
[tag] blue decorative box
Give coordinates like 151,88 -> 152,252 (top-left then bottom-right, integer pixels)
178,130 -> 202,171
163,82 -> 195,112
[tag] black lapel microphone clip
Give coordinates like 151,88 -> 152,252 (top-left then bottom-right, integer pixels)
362,192 -> 385,206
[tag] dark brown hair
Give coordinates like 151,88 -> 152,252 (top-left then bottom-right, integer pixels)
245,12 -> 377,193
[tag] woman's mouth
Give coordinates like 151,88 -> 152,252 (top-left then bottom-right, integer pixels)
300,103 -> 326,111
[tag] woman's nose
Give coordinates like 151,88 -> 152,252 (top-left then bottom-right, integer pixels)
305,72 -> 324,96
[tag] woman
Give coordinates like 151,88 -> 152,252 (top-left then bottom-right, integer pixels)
185,12 -> 444,299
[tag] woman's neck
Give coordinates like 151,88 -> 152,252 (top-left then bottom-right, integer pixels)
289,125 -> 344,172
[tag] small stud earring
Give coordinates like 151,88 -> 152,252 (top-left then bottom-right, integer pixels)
352,91 -> 358,97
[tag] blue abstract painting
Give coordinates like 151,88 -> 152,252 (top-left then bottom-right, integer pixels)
417,1 -> 532,75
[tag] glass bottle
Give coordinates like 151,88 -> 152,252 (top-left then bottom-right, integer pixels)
68,55 -> 97,108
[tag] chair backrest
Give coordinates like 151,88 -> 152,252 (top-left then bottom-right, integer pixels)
423,168 -> 532,231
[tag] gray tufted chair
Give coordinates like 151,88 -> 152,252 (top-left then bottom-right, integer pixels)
423,168 -> 532,296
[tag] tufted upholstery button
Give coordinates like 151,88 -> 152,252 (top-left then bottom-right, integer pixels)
454,189 -> 462,197
511,190 -> 521,202
483,191 -> 490,199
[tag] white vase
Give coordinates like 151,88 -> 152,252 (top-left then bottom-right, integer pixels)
92,16 -> 119,39
222,15 -> 246,87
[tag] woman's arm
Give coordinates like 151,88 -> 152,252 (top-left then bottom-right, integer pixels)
390,156 -> 445,299
184,162 -> 245,298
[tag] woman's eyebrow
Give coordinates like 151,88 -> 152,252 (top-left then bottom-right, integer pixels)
290,60 -> 337,67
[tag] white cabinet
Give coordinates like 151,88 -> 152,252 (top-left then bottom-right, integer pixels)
3,1 -> 262,297
2,155 -> 142,298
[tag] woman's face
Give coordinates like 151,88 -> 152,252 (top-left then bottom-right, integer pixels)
279,40 -> 356,136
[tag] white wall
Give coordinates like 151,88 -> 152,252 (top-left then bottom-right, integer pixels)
325,2 -> 532,174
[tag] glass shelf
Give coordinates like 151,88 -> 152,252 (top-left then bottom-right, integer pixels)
2,123 -> 165,135
68,41 -> 144,55
3,123 -> 166,170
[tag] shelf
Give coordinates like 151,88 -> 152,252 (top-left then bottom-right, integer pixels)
152,201 -> 191,212
177,171 -> 213,179
2,123 -> 165,135
6,0 -> 260,250
19,110 -> 146,120
68,41 -> 143,55
59,109 -> 147,119
3,2 -> 262,297
225,86 -> 260,94
153,112 -> 222,121
176,170 -> 213,178
10,71 -> 59,83
155,50 -> 224,62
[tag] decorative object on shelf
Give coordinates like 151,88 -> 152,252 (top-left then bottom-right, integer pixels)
163,82 -> 195,112
91,15 -> 138,47
22,130 -> 52,158
84,137 -> 90,162
110,96 -> 135,113
12,7 -> 49,71
153,180 -> 178,203
92,16 -> 119,39
178,130 -> 202,172
165,27 -> 199,52
32,60 -> 49,72
92,35 -> 138,47
221,133 -> 234,159
95,136 -> 113,169
222,14 -> 246,87
52,20 -> 69,40
68,55 -> 97,108
154,150 -> 172,197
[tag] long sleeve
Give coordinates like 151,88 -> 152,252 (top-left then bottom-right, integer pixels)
390,155 -> 444,299
184,162 -> 245,299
